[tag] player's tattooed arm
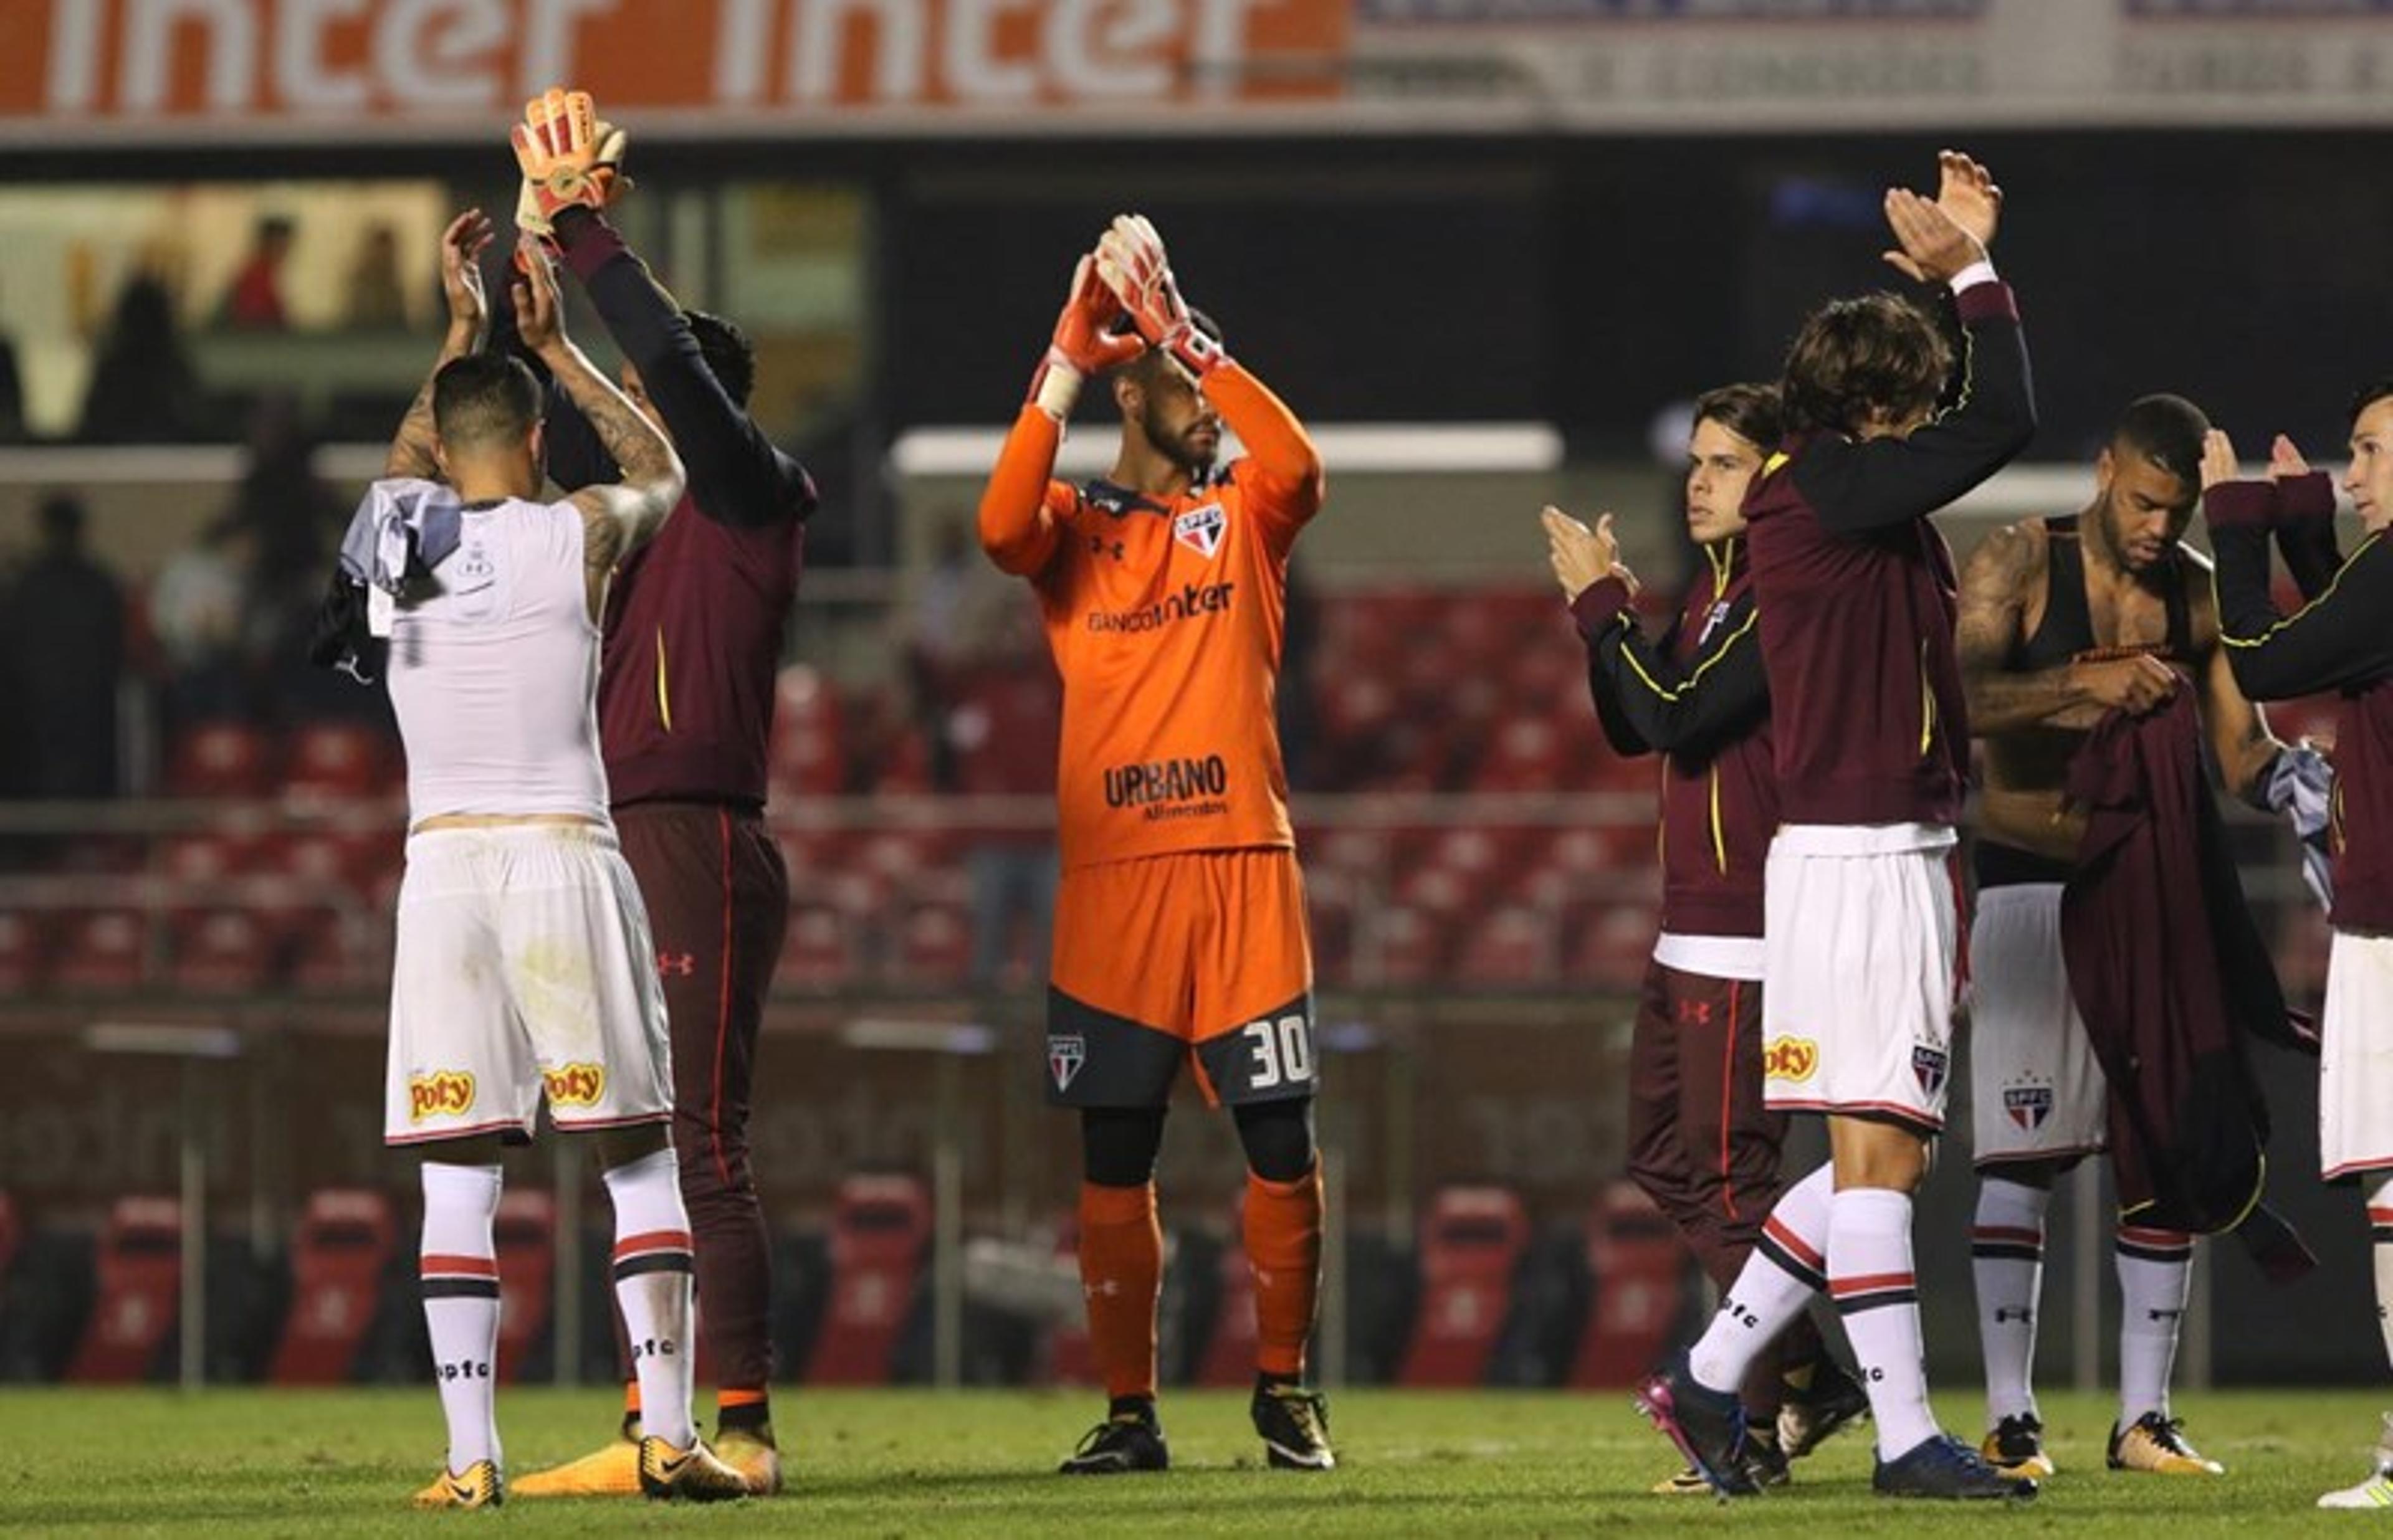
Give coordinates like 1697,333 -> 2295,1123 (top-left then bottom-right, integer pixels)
2181,558 -> 2285,802
386,209 -> 495,481
1976,784 -> 2082,862
512,237 -> 684,613
1956,523 -> 2080,731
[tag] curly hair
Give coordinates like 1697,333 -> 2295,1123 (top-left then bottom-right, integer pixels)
1780,293 -> 1952,437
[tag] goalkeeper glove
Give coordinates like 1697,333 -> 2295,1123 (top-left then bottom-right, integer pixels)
1094,213 -> 1228,382
1028,253 -> 1144,422
511,87 -> 629,243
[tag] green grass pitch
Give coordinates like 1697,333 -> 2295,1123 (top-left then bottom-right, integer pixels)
0,1386 -> 2384,1534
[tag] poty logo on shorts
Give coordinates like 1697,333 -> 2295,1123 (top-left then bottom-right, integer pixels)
1174,503 -> 1226,558
1912,1044 -> 1949,1098
543,1062 -> 606,1108
408,1070 -> 476,1123
1762,1036 -> 1817,1082
2004,1082 -> 2053,1131
1049,1035 -> 1086,1093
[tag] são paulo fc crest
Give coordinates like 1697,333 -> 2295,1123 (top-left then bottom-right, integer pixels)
1048,1035 -> 1087,1093
2004,1082 -> 2055,1131
1174,504 -> 1226,559
1911,1044 -> 1949,1098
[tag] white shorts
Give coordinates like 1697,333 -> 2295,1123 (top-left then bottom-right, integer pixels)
2321,928 -> 2393,1182
1761,825 -> 1961,1131
1966,885 -> 2109,1168
384,824 -> 672,1146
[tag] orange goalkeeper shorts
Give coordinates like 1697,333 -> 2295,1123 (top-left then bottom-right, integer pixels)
1044,847 -> 1316,1109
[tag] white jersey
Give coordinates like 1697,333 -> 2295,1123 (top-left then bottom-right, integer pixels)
383,486 -> 609,824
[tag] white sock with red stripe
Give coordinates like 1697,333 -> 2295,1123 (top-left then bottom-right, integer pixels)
1689,1162 -> 1833,1395
2116,1224 -> 2193,1425
2371,1177 -> 2393,1372
419,1161 -> 504,1473
1828,1186 -> 1940,1458
1971,1176 -> 2049,1426
604,1146 -> 698,1450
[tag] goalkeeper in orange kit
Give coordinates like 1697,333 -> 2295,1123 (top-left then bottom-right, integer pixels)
980,216 -> 1334,1474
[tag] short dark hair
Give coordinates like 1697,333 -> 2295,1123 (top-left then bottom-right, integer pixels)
1780,293 -> 1952,437
37,491 -> 84,544
2111,394 -> 2209,487
1693,382 -> 1784,452
2349,378 -> 2393,426
432,351 -> 542,453
1127,307 -> 1225,385
685,310 -> 755,407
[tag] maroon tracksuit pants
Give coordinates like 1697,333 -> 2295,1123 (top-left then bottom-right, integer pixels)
616,802 -> 790,1394
1623,956 -> 1820,1415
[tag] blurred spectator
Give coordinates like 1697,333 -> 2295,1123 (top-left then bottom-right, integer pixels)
344,222 -> 409,331
0,287 -> 23,442
219,215 -> 295,331
0,493 -> 124,797
77,273 -> 203,442
150,513 -> 257,725
942,597 -> 1061,991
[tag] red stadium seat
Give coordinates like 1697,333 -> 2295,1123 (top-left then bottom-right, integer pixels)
68,1197 -> 182,1382
894,904 -> 971,987
285,723 -> 396,800
168,910 -> 279,993
769,666 -> 847,798
0,911 -> 47,994
165,722 -> 273,799
1453,905 -> 1554,987
493,1191 -> 557,1384
285,913 -> 384,993
269,1189 -> 398,1385
1570,1180 -> 1691,1388
52,910 -> 154,992
1399,1186 -> 1529,1387
807,1176 -> 930,1385
1367,904 -> 1446,987
778,904 -> 861,991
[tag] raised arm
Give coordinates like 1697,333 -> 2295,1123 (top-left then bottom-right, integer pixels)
1094,214 -> 1324,538
1956,521 -> 2176,734
1544,509 -> 1765,758
386,210 -> 494,480
512,239 -> 683,610
2188,572 -> 2285,803
552,207 -> 815,526
2204,429 -> 2393,701
1798,153 -> 2037,534
980,254 -> 1139,579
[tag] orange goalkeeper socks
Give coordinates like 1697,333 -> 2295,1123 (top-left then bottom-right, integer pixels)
1244,1162 -> 1324,1379
1079,1181 -> 1163,1403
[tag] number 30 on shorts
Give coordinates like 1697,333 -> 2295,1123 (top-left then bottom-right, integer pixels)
1241,1014 -> 1315,1090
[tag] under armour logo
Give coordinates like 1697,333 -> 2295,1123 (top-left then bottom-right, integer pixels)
2147,1308 -> 2184,1323
1994,1308 -> 2033,1324
656,952 -> 696,977
1676,1000 -> 1713,1025
1088,535 -> 1125,562
1084,1278 -> 1121,1300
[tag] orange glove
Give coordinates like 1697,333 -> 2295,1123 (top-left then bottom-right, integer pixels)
510,87 -> 629,242
1028,253 -> 1144,422
1094,214 -> 1228,381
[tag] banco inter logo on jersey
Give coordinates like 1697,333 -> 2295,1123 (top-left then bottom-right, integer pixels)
1087,581 -> 1236,635
1175,503 -> 1226,558
1104,755 -> 1231,822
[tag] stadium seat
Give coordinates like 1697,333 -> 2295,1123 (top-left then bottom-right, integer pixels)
66,1197 -> 182,1382
769,665 -> 848,798
894,903 -> 972,988
1398,1186 -> 1531,1387
778,904 -> 861,991
52,910 -> 154,992
1367,904 -> 1446,988
1569,1180 -> 1693,1389
269,1189 -> 398,1385
284,723 -> 396,800
806,1176 -> 930,1385
284,913 -> 383,994
0,911 -> 47,994
1453,905 -> 1554,987
165,722 -> 274,799
167,910 -> 280,993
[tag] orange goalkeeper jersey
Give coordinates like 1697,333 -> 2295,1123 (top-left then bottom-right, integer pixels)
979,364 -> 1325,873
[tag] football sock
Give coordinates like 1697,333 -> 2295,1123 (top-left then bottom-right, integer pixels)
1689,1162 -> 1832,1395
1972,1176 -> 2050,1426
604,1148 -> 698,1450
717,1386 -> 771,1437
2116,1225 -> 2193,1425
1829,1186 -> 1940,1458
419,1161 -> 504,1473
1245,1161 -> 1325,1379
1079,1181 -> 1163,1404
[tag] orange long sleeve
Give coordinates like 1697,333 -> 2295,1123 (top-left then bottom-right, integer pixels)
1206,363 -> 1324,526
978,405 -> 1074,577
